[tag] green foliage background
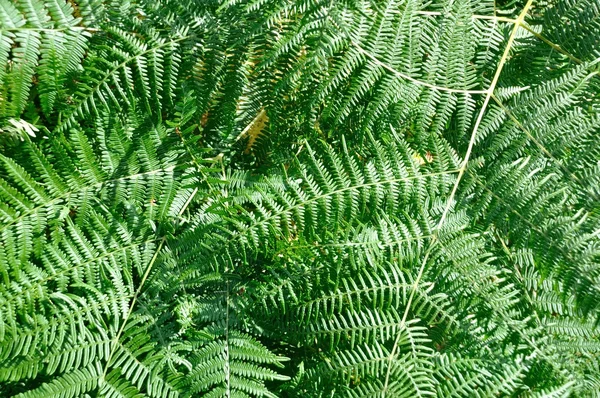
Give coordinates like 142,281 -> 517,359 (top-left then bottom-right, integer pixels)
0,0 -> 599,396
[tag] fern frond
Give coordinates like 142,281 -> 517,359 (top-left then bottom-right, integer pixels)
0,0 -> 93,120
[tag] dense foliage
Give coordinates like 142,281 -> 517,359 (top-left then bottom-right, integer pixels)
0,0 -> 599,396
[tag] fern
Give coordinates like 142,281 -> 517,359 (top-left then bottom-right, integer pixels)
1,0 -> 600,396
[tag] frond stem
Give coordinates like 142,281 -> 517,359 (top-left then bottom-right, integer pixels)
101,181 -> 198,381
415,10 -> 592,70
1,238 -> 160,309
383,1 -> 535,394
352,43 -> 489,95
274,233 -> 434,256
0,26 -> 99,33
101,236 -> 166,381
229,169 -> 460,246
0,165 -> 178,234
382,246 -> 434,395
414,11 -> 516,24
436,0 -> 534,229
518,22 -> 585,65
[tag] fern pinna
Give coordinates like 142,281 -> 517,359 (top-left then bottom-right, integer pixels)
1,0 -> 599,397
